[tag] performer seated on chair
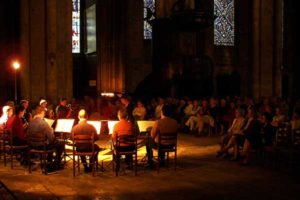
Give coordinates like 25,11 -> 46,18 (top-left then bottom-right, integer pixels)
146,104 -> 178,168
6,105 -> 28,164
27,106 -> 64,169
112,109 -> 136,168
71,109 -> 100,172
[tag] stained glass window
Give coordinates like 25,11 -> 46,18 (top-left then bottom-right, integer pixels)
214,0 -> 234,46
144,0 -> 155,40
72,0 -> 80,53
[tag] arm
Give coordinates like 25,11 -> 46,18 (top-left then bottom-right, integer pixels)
43,121 -> 54,143
150,121 -> 159,139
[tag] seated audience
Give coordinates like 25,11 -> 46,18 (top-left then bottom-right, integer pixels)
219,106 -> 260,163
259,112 -> 276,146
217,108 -> 245,157
120,95 -> 135,122
291,107 -> 300,130
185,100 -> 201,133
271,107 -> 286,127
132,100 -> 147,120
154,97 -> 164,119
196,99 -> 215,135
239,107 -> 261,165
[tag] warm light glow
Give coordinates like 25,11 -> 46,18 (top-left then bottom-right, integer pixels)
12,61 -> 20,70
101,92 -> 115,97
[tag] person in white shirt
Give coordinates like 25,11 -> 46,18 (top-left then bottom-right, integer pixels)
0,105 -> 13,126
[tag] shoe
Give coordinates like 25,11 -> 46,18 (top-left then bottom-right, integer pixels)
46,165 -> 57,173
145,163 -> 155,170
56,163 -> 64,170
84,166 -> 92,173
230,157 -> 238,161
216,151 -> 223,157
125,165 -> 133,170
240,159 -> 250,166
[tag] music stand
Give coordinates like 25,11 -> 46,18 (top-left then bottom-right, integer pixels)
136,120 -> 155,165
44,118 -> 55,127
54,119 -> 75,163
99,120 -> 119,172
137,120 -> 155,134
87,120 -> 101,135
107,120 -> 119,135
54,119 -> 75,133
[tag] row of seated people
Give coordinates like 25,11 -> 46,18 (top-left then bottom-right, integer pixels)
1,95 -> 296,137
0,101 -> 178,173
216,106 -> 300,165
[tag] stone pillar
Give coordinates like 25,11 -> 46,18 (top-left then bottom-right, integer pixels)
97,0 -> 126,93
125,0 -> 148,93
19,0 -> 72,103
251,0 -> 283,100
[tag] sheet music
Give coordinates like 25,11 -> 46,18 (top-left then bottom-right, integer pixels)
54,119 -> 75,133
44,118 -> 55,127
107,121 -> 119,135
137,120 -> 155,133
87,120 -> 101,135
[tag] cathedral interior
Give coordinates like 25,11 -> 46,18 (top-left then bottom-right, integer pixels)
1,0 -> 300,199
0,0 -> 298,104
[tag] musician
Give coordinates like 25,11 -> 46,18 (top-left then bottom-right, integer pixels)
27,106 -> 64,169
39,99 -> 48,111
120,95 -> 135,123
0,105 -> 14,126
146,104 -> 178,168
56,98 -> 72,119
112,109 -> 136,167
6,105 -> 27,145
71,109 -> 100,172
20,99 -> 31,130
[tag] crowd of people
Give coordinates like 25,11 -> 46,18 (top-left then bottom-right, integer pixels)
1,94 -> 300,171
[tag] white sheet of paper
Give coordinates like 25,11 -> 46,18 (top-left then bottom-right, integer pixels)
44,118 -> 55,127
107,121 -> 119,135
87,120 -> 101,135
137,120 -> 155,132
54,119 -> 75,133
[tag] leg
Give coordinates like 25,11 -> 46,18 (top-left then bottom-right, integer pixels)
241,139 -> 251,164
146,138 -> 154,165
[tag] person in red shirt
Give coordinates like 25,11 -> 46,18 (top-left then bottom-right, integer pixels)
6,105 -> 27,145
112,109 -> 136,167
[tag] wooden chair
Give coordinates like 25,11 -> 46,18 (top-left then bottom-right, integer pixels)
155,132 -> 178,173
113,134 -> 137,176
27,132 -> 56,174
0,126 -> 4,160
289,128 -> 300,172
72,132 -> 98,177
274,124 -> 292,169
3,129 -> 28,169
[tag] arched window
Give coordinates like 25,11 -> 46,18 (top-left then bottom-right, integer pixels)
144,0 -> 155,40
214,0 -> 234,46
72,0 -> 80,53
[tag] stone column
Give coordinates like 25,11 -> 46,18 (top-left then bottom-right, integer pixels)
19,0 -> 72,103
251,0 -> 283,100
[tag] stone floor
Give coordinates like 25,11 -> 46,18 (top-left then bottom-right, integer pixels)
1,134 -> 300,200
